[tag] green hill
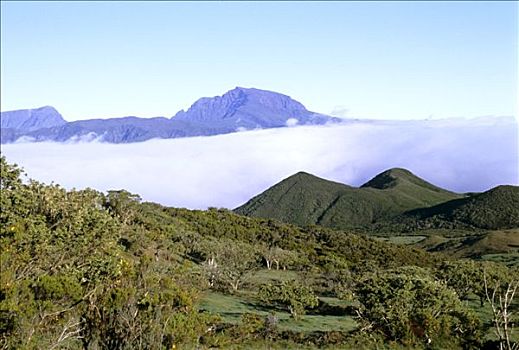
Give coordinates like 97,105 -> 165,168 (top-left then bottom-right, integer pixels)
403,185 -> 519,230
235,168 -> 461,229
3,156 -> 517,349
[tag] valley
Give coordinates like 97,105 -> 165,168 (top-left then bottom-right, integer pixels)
2,1 -> 517,349
1,157 -> 517,349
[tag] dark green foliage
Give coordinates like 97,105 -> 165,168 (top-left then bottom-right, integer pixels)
235,169 -> 518,234
0,157 -> 216,349
164,207 -> 440,274
198,237 -> 261,292
2,156 -> 517,349
220,312 -> 279,344
435,260 -> 516,306
104,189 -> 142,226
403,185 -> 519,230
79,262 -> 215,349
259,280 -> 319,319
355,267 -> 481,348
235,168 -> 461,230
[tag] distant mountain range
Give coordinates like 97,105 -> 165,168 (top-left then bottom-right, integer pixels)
234,168 -> 519,230
0,87 -> 340,143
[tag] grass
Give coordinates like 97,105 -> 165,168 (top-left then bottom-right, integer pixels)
278,314 -> 357,332
480,252 -> 519,267
413,229 -> 519,259
198,291 -> 358,333
318,296 -> 356,308
198,281 -> 519,347
235,169 -> 461,230
247,269 -> 300,286
374,235 -> 426,245
465,295 -> 519,343
199,291 -> 257,324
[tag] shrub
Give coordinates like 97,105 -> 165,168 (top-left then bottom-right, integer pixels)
355,267 -> 481,348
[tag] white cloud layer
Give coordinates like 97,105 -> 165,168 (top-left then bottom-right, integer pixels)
2,117 -> 517,210
286,118 -> 299,127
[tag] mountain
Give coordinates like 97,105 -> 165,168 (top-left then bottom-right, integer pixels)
234,168 -> 462,229
1,106 -> 67,143
0,87 -> 339,143
0,106 -> 66,131
13,117 -> 191,144
402,185 -> 519,230
173,87 -> 335,129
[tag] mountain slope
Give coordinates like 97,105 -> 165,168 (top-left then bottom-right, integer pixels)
0,106 -> 66,131
19,116 -> 190,143
403,185 -> 519,230
235,168 -> 462,229
0,87 -> 339,143
173,87 -> 337,130
416,229 -> 519,258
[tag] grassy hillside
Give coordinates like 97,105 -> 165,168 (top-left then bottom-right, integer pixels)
403,185 -> 519,230
235,168 -> 461,229
416,229 -> 519,259
228,171 -> 351,228
149,205 -> 442,271
2,157 -> 518,349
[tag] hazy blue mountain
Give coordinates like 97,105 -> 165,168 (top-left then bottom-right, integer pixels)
173,87 -> 337,129
20,117 -> 192,144
1,106 -> 66,131
0,87 -> 339,143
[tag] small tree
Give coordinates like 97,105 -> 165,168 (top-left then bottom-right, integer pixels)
436,260 -> 481,300
259,280 -> 318,320
355,267 -> 480,347
484,274 -> 518,350
261,245 -> 281,270
200,238 -> 259,292
260,245 -> 297,270
104,190 -> 141,226
437,260 -> 510,307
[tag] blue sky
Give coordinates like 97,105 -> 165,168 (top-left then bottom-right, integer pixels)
1,1 -> 517,121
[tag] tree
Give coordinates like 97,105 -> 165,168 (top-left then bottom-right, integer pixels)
104,190 -> 142,226
259,280 -> 318,320
0,158 -> 217,349
355,267 -> 480,348
436,260 -> 481,301
79,256 -> 216,350
200,238 -> 259,292
484,273 -> 519,350
0,162 -> 123,348
437,260 -> 513,307
311,253 -> 354,298
260,245 -> 297,270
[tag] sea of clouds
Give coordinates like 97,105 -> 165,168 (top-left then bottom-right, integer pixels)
2,117 -> 517,209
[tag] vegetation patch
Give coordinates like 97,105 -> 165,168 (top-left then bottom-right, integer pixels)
1,157 -> 518,349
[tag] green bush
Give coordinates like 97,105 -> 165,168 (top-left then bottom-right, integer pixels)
355,267 -> 481,348
259,280 -> 319,320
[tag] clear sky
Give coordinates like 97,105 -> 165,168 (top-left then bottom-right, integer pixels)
1,1 -> 517,121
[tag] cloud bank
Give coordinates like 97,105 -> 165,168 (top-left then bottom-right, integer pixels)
2,117 -> 517,209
